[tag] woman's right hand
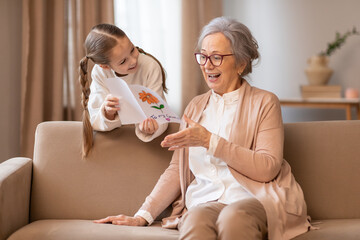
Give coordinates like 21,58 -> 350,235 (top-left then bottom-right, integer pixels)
104,94 -> 120,120
93,214 -> 147,226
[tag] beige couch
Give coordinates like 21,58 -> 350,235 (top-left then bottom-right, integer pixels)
1,120 -> 360,240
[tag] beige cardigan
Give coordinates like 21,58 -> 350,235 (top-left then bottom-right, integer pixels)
139,80 -> 310,240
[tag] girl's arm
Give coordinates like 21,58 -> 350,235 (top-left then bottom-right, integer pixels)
135,122 -> 168,142
88,65 -> 122,131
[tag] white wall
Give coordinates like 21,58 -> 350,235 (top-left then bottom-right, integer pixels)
0,0 -> 22,162
224,0 -> 360,122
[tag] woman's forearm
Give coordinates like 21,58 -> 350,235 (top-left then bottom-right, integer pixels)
213,127 -> 284,182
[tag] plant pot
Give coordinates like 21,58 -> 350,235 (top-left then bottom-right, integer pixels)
305,55 -> 333,85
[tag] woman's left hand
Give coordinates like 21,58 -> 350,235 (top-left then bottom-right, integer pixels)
94,215 -> 147,226
161,115 -> 211,150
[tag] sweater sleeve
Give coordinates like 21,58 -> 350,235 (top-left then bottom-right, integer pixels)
138,145 -> 182,223
88,65 -> 122,131
137,120 -> 186,223
135,122 -> 168,142
213,94 -> 284,183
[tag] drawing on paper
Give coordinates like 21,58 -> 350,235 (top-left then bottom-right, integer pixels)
139,90 -> 164,113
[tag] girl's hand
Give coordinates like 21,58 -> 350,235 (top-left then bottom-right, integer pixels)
161,115 -> 211,150
93,215 -> 147,226
104,94 -> 120,120
139,118 -> 159,135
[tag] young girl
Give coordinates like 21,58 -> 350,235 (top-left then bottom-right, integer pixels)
79,23 -> 168,157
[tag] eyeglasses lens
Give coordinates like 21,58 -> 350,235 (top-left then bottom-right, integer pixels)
196,54 -> 222,67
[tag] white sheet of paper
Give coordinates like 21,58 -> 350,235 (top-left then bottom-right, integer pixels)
105,78 -> 146,124
105,77 -> 181,125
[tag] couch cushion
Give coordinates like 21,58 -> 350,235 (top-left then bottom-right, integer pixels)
293,219 -> 360,240
30,122 -> 178,221
283,120 -> 360,220
8,220 -> 179,240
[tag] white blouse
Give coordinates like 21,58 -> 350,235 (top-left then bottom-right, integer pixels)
88,53 -> 168,142
185,88 -> 252,209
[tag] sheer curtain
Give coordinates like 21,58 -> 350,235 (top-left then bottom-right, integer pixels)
114,0 -> 182,115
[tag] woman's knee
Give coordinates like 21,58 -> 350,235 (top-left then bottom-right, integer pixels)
217,202 -> 250,228
216,199 -> 267,238
180,204 -> 217,229
181,207 -> 205,227
179,204 -> 221,240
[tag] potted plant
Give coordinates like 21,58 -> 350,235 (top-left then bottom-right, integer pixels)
305,27 -> 359,85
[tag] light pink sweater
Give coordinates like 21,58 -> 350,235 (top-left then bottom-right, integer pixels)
139,80 -> 311,240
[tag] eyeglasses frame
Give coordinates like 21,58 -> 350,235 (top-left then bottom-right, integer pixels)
194,53 -> 234,67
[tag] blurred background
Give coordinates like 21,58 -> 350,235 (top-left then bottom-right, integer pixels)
1,0 -> 360,162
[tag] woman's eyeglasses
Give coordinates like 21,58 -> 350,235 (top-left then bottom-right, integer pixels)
194,53 -> 234,67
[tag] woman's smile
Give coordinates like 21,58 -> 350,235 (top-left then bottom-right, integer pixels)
206,72 -> 221,83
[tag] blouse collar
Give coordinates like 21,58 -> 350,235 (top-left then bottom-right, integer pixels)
211,87 -> 241,104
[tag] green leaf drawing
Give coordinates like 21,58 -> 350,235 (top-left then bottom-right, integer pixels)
151,104 -> 164,110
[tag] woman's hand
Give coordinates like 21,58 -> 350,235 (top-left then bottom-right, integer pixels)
104,94 -> 120,120
139,118 -> 159,135
93,215 -> 147,226
161,115 -> 211,150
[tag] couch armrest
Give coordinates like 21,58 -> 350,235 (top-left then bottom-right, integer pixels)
0,157 -> 32,240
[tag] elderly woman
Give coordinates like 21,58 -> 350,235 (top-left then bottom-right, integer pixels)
95,17 -> 311,240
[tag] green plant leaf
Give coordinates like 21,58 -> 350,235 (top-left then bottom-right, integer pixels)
319,27 -> 359,56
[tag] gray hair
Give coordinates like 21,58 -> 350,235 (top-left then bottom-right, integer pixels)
197,17 -> 259,77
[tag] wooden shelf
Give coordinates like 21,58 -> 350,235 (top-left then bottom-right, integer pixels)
279,98 -> 360,120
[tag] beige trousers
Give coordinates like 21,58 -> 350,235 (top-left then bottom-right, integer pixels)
178,198 -> 268,240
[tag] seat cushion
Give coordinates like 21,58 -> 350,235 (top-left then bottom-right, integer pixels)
8,220 -> 179,240
293,219 -> 360,240
9,219 -> 360,240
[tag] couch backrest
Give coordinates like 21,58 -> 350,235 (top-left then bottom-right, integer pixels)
30,121 -> 178,222
284,120 -> 360,220
31,120 -> 360,222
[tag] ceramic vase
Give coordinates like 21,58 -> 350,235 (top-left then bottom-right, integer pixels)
305,55 -> 333,85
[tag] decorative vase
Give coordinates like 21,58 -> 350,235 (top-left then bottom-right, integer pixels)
305,55 -> 333,85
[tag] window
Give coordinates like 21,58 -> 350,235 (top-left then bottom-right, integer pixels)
114,0 -> 182,115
